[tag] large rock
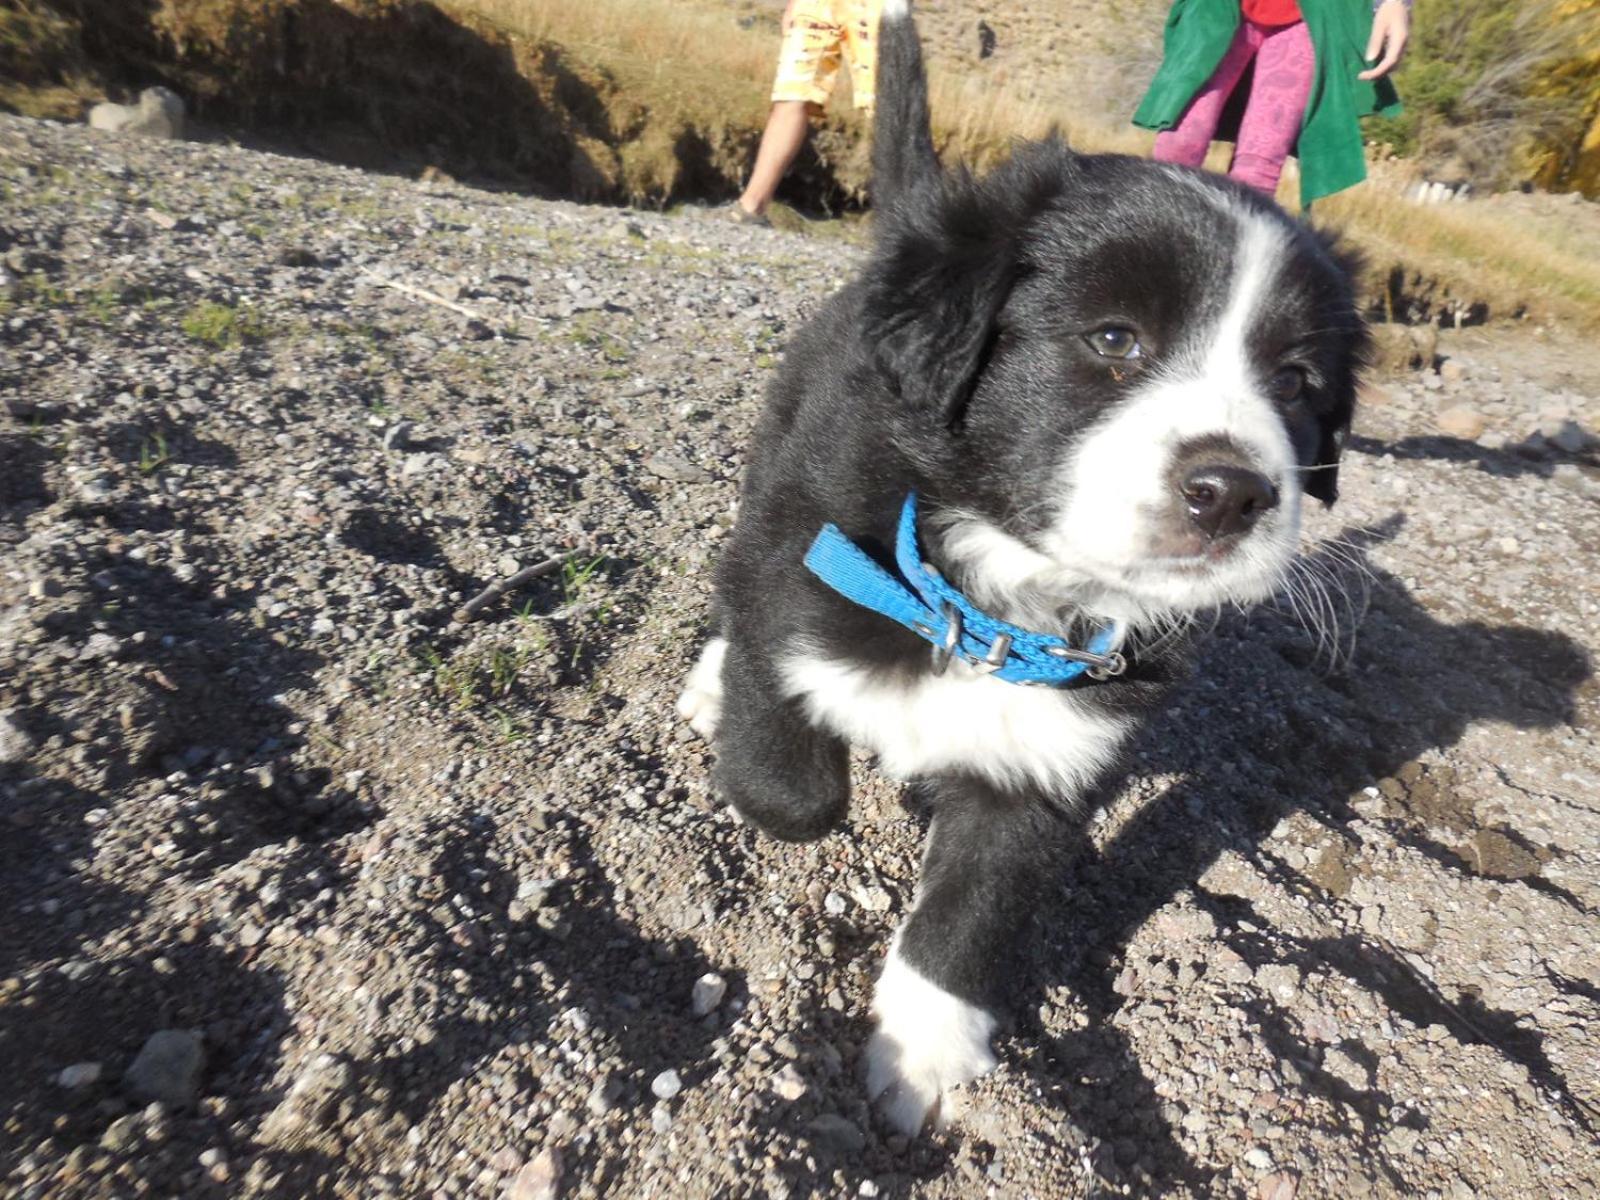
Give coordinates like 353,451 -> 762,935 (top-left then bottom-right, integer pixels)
88,87 -> 185,140
807,1113 -> 867,1156
259,1053 -> 356,1145
0,710 -> 33,765
1436,405 -> 1488,440
123,1029 -> 205,1107
1543,418 -> 1595,454
508,1147 -> 563,1200
1369,321 -> 1439,375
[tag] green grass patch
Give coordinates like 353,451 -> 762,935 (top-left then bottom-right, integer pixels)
181,300 -> 272,348
137,431 -> 170,476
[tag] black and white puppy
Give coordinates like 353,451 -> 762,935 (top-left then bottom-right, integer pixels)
679,0 -> 1364,1135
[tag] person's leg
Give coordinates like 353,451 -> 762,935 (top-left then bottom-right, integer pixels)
1152,20 -> 1263,169
737,101 -> 815,217
1228,19 -> 1315,198
844,0 -> 880,112
737,0 -> 842,218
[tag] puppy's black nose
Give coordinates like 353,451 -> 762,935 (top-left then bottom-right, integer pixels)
1180,466 -> 1279,540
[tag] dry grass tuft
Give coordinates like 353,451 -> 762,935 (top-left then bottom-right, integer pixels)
925,66 -> 1151,165
1315,184 -> 1600,328
448,0 -> 773,126
0,0 -> 100,119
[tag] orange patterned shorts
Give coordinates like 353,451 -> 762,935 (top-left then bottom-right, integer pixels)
770,0 -> 882,111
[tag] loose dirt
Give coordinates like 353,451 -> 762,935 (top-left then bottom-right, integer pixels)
2,115 -> 1598,1199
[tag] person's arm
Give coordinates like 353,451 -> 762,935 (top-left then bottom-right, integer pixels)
1359,0 -> 1412,81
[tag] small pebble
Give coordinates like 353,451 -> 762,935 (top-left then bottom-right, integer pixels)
691,972 -> 727,1017
650,1069 -> 682,1100
772,1064 -> 807,1101
57,1062 -> 103,1089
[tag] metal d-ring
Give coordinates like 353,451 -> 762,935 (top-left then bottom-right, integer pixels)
1045,643 -> 1127,679
930,602 -> 962,675
1087,651 -> 1128,680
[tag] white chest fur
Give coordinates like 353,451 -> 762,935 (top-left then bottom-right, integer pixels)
779,649 -> 1131,796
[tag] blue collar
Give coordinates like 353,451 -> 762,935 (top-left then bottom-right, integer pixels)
802,494 -> 1126,686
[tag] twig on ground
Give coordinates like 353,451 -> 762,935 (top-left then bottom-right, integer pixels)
454,550 -> 592,623
362,272 -> 501,327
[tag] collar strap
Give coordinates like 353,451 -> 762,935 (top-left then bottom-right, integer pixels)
802,494 -> 1126,686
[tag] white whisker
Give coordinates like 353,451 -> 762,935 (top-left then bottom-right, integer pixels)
1266,532 -> 1371,671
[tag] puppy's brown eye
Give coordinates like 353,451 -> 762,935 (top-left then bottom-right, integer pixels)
1087,328 -> 1142,360
1270,367 -> 1306,403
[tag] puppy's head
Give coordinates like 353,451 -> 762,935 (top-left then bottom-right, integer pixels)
866,146 -> 1365,622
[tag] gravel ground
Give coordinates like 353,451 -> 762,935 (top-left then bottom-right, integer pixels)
2,115 -> 1598,1200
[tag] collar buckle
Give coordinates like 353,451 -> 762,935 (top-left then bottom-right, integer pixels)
802,493 -> 1128,689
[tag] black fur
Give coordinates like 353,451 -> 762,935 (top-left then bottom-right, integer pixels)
700,2 -> 1366,1101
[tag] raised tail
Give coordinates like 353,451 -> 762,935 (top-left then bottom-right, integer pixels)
871,0 -> 940,210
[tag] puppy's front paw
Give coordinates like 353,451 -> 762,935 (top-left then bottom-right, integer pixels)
675,637 -> 728,740
864,943 -> 998,1135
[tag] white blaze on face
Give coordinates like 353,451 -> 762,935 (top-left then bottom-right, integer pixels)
1046,204 -> 1303,610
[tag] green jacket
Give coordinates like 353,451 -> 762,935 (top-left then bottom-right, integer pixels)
1132,0 -> 1402,205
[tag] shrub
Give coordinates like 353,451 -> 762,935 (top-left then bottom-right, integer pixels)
1368,0 -> 1598,191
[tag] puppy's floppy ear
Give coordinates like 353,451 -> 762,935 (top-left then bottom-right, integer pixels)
1304,323 -> 1362,504
1304,418 -> 1348,506
863,185 -> 1018,427
1302,237 -> 1368,507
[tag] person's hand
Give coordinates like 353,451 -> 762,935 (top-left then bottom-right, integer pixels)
1359,0 -> 1411,81
782,0 -> 800,34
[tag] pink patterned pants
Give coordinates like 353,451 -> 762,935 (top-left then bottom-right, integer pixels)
1152,18 -> 1315,197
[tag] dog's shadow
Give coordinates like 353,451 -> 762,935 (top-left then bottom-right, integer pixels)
1005,513 -> 1593,1192
1347,431 -> 1599,481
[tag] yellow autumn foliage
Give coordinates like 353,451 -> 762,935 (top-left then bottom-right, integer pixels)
1524,0 -> 1600,194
